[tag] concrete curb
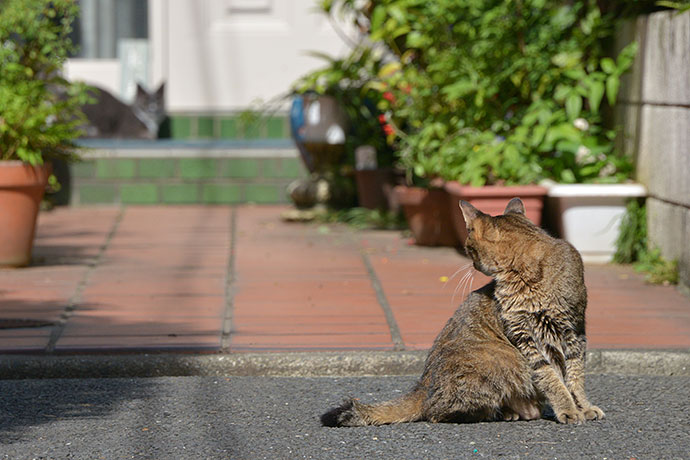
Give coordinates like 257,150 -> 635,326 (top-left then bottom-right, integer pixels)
1,349 -> 689,379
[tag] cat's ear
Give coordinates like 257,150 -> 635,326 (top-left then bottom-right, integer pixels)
135,83 -> 148,99
459,200 -> 482,226
504,197 -> 525,216
155,82 -> 165,97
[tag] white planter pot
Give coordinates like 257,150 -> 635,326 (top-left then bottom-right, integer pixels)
546,184 -> 647,263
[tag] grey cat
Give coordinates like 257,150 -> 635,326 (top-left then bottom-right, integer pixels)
80,83 -> 165,139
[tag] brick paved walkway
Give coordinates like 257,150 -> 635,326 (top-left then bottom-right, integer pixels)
1,205 -> 688,354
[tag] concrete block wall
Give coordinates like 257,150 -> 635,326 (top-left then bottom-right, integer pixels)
616,10 -> 690,294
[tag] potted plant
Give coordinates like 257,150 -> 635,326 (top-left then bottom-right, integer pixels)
535,40 -> 645,263
290,42 -> 401,213
332,0 -> 556,245
0,0 -> 89,267
331,0 -> 644,249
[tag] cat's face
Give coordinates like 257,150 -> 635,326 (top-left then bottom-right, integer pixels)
134,83 -> 166,124
460,198 -> 539,276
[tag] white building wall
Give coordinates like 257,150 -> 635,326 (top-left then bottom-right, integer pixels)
67,0 -> 352,113
155,0 -> 351,113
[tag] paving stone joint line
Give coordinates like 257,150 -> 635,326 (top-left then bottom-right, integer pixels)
359,249 -> 405,351
221,206 -> 238,350
44,208 -> 125,353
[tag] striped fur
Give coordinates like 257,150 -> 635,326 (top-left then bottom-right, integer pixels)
321,198 -> 603,427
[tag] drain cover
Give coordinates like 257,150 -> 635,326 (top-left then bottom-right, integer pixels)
0,319 -> 54,329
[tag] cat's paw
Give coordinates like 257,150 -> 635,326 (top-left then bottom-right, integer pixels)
555,407 -> 585,424
502,408 -> 520,421
582,405 -> 605,421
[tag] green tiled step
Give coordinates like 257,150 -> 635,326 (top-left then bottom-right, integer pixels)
168,113 -> 290,140
68,141 -> 306,205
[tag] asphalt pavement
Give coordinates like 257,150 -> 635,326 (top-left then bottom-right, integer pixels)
1,374 -> 688,460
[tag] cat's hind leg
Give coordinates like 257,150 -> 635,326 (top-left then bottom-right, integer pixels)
502,396 -> 542,421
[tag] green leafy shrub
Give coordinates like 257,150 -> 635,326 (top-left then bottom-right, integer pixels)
614,199 -> 647,264
634,248 -> 679,285
321,0 -> 638,185
614,200 -> 678,285
0,0 -> 90,165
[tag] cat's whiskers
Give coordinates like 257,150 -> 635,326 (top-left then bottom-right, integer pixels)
442,262 -> 473,290
461,268 -> 476,304
447,263 -> 472,303
448,263 -> 473,283
452,269 -> 474,306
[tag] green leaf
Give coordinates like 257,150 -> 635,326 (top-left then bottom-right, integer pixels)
616,42 -> 639,72
371,5 -> 386,32
565,94 -> 582,119
600,58 -> 616,74
579,164 -> 600,177
554,85 -> 570,102
589,81 -> 605,114
560,169 -> 576,183
391,25 -> 411,39
606,75 -> 620,106
547,123 -> 581,144
388,5 -> 406,23
441,80 -> 475,100
304,51 -> 337,63
504,144 -> 520,163
406,31 -> 425,48
552,51 -> 582,68
655,1 -> 690,13
564,68 -> 587,80
530,125 -> 548,147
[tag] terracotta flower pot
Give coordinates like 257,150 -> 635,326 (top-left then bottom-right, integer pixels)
355,168 -> 396,211
444,182 -> 548,245
0,161 -> 51,267
394,185 -> 459,247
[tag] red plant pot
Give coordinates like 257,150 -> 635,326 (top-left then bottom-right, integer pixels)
355,168 -> 397,211
0,161 -> 51,267
394,185 -> 459,247
444,182 -> 548,246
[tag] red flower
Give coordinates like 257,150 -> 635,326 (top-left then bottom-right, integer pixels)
382,124 -> 394,135
383,91 -> 395,103
378,114 -> 387,124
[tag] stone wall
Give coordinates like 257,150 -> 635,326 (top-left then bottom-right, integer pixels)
616,10 -> 690,294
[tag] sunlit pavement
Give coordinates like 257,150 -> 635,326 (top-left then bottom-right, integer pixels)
1,205 -> 689,354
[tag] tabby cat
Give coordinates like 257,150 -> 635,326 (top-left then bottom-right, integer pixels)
322,198 -> 604,426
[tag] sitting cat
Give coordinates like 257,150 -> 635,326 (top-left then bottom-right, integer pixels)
80,83 -> 165,139
322,198 -> 604,426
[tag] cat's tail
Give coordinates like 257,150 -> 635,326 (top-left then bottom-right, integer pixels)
321,386 -> 426,427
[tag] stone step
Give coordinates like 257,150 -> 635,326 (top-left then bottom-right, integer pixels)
56,139 -> 306,205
